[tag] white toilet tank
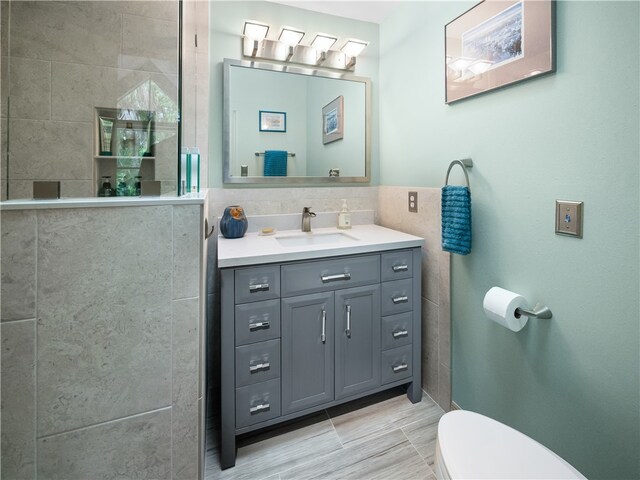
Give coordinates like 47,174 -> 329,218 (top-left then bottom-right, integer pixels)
435,410 -> 586,479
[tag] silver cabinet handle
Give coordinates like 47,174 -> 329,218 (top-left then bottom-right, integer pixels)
321,309 -> 326,343
249,283 -> 270,293
249,321 -> 270,331
392,329 -> 409,338
249,361 -> 270,373
392,295 -> 409,304
393,363 -> 409,373
249,403 -> 270,414
392,265 -> 408,272
321,273 -> 351,283
345,305 -> 351,338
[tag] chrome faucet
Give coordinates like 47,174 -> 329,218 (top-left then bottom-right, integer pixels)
301,207 -> 316,232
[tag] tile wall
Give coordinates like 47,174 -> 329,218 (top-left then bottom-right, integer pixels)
0,203 -> 204,479
1,1 -> 180,200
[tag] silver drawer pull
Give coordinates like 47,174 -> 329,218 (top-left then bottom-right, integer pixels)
249,321 -> 270,331
249,362 -> 270,373
392,363 -> 409,373
392,295 -> 409,304
249,403 -> 270,414
345,305 -> 352,338
321,273 -> 351,283
321,309 -> 326,343
392,265 -> 409,272
249,283 -> 270,293
392,329 -> 409,338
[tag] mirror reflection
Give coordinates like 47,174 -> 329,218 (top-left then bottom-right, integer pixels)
224,59 -> 370,184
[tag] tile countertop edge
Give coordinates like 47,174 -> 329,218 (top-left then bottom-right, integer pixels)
218,225 -> 425,268
0,192 -> 207,211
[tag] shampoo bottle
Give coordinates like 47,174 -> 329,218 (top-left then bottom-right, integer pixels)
337,199 -> 352,229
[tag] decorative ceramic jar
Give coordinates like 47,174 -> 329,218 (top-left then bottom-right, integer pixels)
220,206 -> 248,239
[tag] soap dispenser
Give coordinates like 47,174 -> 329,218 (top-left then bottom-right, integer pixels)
337,199 -> 352,229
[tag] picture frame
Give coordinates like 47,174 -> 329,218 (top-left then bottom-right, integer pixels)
445,0 -> 555,104
259,110 -> 286,132
322,95 -> 344,145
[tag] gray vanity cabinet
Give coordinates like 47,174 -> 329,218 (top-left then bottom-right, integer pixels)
281,292 -> 335,415
219,248 -> 422,470
335,285 -> 381,399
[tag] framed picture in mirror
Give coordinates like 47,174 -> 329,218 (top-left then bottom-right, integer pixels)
322,95 -> 344,144
259,110 -> 287,132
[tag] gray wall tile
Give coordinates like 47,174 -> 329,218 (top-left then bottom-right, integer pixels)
1,55 -> 7,119
9,57 -> 51,120
36,206 -> 173,436
121,14 -> 178,74
1,320 -> 36,479
173,205 -> 201,299
1,210 -> 36,321
10,1 -> 122,67
1,119 -> 6,200
9,120 -> 92,180
172,297 -> 200,480
37,408 -> 172,480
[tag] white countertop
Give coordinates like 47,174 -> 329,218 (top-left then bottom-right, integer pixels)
217,224 -> 424,268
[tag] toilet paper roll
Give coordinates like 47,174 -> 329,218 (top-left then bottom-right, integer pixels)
483,287 -> 529,332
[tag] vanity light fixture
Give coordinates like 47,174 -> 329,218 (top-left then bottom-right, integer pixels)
311,33 -> 338,53
341,39 -> 368,58
243,21 -> 269,40
279,27 -> 305,46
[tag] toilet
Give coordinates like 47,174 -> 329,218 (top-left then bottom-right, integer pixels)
434,410 -> 586,479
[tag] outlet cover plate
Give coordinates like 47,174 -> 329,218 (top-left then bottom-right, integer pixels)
408,191 -> 418,213
556,200 -> 583,238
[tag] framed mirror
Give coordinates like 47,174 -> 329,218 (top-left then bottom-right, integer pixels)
223,58 -> 371,184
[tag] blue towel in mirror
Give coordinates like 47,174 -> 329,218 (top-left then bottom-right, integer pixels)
441,185 -> 471,255
264,150 -> 288,176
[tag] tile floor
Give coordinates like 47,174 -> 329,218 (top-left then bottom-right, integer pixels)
205,387 -> 445,480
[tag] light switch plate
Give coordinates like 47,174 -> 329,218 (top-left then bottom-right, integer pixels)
556,200 -> 583,238
408,191 -> 418,213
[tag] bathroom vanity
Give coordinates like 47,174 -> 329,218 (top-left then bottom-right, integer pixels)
218,225 -> 423,468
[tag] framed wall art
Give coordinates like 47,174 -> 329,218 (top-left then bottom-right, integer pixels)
322,95 -> 344,144
445,0 -> 555,104
259,110 -> 286,132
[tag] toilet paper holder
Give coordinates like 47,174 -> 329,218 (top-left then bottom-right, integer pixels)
515,303 -> 553,319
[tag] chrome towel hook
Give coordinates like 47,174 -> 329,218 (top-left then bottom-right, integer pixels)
445,158 -> 473,190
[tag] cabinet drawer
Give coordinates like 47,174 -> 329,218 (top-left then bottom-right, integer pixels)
235,339 -> 281,387
235,299 -> 280,345
235,266 -> 280,304
236,378 -> 281,428
381,278 -> 413,316
281,255 -> 380,297
381,312 -> 412,351
381,345 -> 412,385
381,250 -> 413,282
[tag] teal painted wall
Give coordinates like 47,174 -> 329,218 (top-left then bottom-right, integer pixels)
379,2 -> 639,479
209,1 -> 380,187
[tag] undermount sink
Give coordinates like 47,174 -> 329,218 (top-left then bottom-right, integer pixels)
275,231 -> 358,247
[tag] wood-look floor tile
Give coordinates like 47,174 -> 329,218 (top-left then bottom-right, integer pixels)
328,388 -> 444,447
280,429 -> 430,480
401,410 -> 444,466
205,412 -> 342,480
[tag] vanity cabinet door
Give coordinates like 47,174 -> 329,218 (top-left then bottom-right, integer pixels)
281,292 -> 335,415
335,285 -> 381,399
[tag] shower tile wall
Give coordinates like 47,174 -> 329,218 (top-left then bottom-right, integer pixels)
1,1 -> 179,200
378,186 -> 451,411
0,204 -> 204,479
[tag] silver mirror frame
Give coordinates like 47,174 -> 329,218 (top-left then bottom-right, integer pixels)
223,58 -> 371,184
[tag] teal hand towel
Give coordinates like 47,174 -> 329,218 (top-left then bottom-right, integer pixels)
442,185 -> 471,255
264,150 -> 288,176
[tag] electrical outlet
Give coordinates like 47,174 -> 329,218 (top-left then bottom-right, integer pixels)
408,191 -> 418,213
555,200 -> 583,238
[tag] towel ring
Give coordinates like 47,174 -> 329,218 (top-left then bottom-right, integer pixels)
445,158 -> 473,190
